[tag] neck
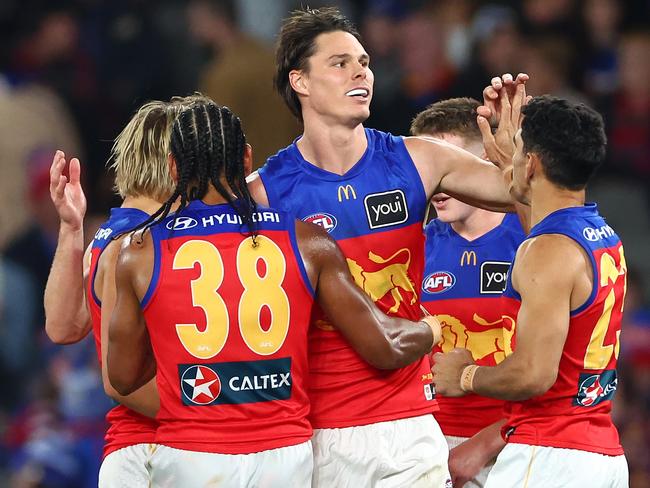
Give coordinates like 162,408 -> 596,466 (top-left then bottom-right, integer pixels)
122,195 -> 165,214
529,180 -> 586,228
199,185 -> 232,205
297,116 -> 367,175
450,209 -> 505,241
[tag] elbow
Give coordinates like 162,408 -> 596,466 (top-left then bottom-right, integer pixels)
365,345 -> 410,370
108,372 -> 137,397
44,321 -> 85,345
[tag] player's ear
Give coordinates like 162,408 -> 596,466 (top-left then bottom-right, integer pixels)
243,143 -> 253,177
168,153 -> 179,183
526,152 -> 539,182
289,69 -> 308,96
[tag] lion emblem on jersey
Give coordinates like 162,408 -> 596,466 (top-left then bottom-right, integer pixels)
346,248 -> 416,314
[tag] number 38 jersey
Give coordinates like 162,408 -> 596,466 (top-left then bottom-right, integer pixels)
502,203 -> 625,455
143,201 -> 315,454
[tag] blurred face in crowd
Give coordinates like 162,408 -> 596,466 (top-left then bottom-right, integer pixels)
430,133 -> 485,223
291,30 -> 374,127
618,34 -> 650,100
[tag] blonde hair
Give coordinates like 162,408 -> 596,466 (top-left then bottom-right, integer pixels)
109,95 -> 203,200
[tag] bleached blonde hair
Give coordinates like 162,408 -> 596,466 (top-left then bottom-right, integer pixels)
109,95 -> 203,200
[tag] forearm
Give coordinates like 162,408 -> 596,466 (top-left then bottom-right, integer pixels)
379,318 -> 434,369
470,357 -> 545,401
44,224 -> 90,343
105,375 -> 159,418
107,322 -> 154,396
470,418 -> 507,459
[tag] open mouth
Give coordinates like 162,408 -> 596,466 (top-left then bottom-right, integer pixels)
432,195 -> 450,204
345,88 -> 370,99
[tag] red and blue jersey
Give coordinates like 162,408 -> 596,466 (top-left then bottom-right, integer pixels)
142,201 -> 314,454
422,213 -> 525,437
258,128 -> 436,429
502,203 -> 625,455
87,207 -> 158,458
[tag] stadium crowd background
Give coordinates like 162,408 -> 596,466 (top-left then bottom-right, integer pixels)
0,0 -> 647,486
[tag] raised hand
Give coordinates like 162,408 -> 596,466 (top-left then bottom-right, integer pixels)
49,150 -> 87,231
478,72 -> 529,126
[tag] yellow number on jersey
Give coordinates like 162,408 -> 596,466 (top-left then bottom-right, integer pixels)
238,236 -> 290,355
583,247 -> 627,370
173,238 -> 291,359
173,240 -> 229,359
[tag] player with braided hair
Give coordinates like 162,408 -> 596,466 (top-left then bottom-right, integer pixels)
107,95 -> 443,486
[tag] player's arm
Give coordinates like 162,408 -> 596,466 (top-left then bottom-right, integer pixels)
44,150 -> 91,344
107,235 -> 157,397
246,171 -> 270,206
100,240 -> 159,417
433,235 -> 577,400
296,221 -> 439,369
448,419 -> 506,487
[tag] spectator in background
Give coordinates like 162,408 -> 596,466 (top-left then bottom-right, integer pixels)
519,36 -> 590,105
604,31 -> 650,185
580,0 -> 623,98
187,0 -> 299,166
451,5 -> 521,100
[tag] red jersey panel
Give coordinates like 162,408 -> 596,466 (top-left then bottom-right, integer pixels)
502,204 -> 624,455
143,202 -> 314,454
422,214 -> 524,437
88,207 -> 157,458
259,129 -> 437,429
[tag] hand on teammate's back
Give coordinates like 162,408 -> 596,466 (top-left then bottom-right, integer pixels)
49,150 -> 86,231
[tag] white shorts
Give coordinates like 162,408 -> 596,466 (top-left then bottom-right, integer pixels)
312,414 -> 451,488
445,435 -> 496,488
484,443 -> 629,488
98,443 -> 156,488
149,441 -> 312,488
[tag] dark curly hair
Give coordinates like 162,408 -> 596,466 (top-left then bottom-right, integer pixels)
521,96 -> 606,190
410,97 -> 481,141
275,6 -> 361,120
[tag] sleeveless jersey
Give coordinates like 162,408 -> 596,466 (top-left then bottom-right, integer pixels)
87,207 -> 158,458
422,213 -> 525,437
258,128 -> 436,429
502,203 -> 625,455
143,201 -> 314,454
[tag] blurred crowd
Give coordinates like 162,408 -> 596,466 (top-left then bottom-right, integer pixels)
0,0 -> 647,486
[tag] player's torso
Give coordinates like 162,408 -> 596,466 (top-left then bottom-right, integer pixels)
143,201 -> 314,453
259,128 -> 436,428
503,204 -> 625,455
87,207 -> 158,457
422,214 -> 525,437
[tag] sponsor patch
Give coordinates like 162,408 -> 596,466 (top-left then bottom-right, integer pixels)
573,370 -> 617,407
480,261 -> 510,294
582,225 -> 615,242
179,357 -> 292,406
166,216 -> 198,230
422,271 -> 455,294
303,212 -> 337,233
364,189 -> 408,229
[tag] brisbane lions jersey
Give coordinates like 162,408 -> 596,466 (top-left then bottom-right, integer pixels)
258,128 -> 436,429
143,201 -> 314,454
422,213 -> 525,437
88,207 -> 158,457
502,203 -> 625,455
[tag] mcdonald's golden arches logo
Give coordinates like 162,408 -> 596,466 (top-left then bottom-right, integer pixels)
460,250 -> 477,266
337,184 -> 357,202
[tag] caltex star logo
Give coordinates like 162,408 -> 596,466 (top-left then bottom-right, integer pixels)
180,365 -> 221,405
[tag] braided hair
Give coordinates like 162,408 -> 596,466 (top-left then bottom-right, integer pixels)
123,96 -> 258,239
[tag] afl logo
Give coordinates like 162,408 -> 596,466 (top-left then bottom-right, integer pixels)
166,216 -> 198,230
303,213 -> 337,233
422,271 -> 456,294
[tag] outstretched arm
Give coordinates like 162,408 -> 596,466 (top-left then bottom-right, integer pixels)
433,235 -> 576,400
44,150 -> 91,344
108,236 -> 156,396
296,221 -> 440,369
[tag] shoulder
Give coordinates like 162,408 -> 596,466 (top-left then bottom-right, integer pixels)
246,171 -> 269,206
513,234 -> 587,287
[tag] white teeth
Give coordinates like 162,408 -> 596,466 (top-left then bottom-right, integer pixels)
346,88 -> 368,97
